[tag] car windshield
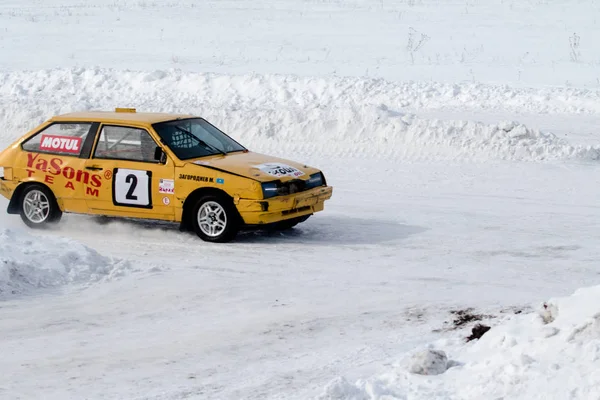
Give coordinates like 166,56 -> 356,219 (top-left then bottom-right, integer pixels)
152,118 -> 246,160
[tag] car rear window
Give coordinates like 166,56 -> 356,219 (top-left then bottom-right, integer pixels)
22,123 -> 93,157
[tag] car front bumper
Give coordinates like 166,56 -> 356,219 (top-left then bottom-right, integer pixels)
236,185 -> 333,225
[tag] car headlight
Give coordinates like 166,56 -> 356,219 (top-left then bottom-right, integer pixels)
0,167 -> 4,179
261,182 -> 279,199
305,172 -> 324,189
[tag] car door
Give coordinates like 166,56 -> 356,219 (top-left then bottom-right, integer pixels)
83,124 -> 176,220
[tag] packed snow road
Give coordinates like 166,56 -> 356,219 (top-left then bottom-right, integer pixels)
2,154 -> 600,399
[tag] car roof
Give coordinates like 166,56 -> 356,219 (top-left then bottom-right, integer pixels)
50,110 -> 197,125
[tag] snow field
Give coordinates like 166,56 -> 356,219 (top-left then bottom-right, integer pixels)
1,68 -> 600,399
320,285 -> 600,400
1,0 -> 600,398
1,0 -> 600,87
2,69 -> 600,163
2,68 -> 600,400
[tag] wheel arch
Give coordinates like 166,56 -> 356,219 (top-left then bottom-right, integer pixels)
180,187 -> 241,230
7,181 -> 59,214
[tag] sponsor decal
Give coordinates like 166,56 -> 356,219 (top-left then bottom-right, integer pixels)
25,153 -> 102,196
254,163 -> 305,178
179,174 -> 214,183
104,170 -> 113,180
216,178 -> 224,184
39,134 -> 82,155
162,196 -> 170,205
159,178 -> 175,194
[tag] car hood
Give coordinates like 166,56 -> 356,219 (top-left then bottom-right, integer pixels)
185,151 -> 321,182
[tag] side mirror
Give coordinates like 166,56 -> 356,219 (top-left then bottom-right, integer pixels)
154,146 -> 167,164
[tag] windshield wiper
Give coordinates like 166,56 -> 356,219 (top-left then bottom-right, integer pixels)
173,125 -> 227,156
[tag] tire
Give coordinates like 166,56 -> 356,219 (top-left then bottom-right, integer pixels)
19,184 -> 62,229
191,194 -> 240,243
268,215 -> 311,231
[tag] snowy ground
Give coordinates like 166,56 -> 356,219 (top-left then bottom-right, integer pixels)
4,157 -> 600,400
1,0 -> 600,87
2,1 -> 600,399
321,284 -> 600,399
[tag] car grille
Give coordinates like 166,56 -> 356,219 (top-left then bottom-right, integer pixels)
277,179 -> 307,196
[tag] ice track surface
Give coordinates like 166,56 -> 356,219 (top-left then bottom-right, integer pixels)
2,153 -> 600,398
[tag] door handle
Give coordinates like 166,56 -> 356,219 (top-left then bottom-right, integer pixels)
85,166 -> 103,171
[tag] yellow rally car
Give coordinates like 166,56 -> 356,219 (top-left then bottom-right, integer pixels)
0,108 -> 333,242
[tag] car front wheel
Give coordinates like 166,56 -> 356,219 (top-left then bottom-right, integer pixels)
191,195 -> 240,243
19,184 -> 62,228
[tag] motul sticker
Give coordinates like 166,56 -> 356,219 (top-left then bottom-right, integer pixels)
159,178 -> 174,194
255,163 -> 305,178
39,135 -> 82,154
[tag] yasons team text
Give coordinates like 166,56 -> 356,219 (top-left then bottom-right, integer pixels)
26,153 -> 102,197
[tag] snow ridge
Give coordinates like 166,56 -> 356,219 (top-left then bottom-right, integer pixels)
0,228 -> 131,297
1,68 -> 600,162
3,69 -> 600,116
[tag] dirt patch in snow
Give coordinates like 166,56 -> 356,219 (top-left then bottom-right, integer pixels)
466,323 -> 491,341
449,308 -> 493,328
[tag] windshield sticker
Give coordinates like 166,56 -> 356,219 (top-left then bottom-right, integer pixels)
159,178 -> 174,194
254,163 -> 305,178
39,134 -> 82,154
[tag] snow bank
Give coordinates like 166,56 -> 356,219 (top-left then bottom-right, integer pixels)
1,68 -> 600,162
0,228 -> 131,297
320,285 -> 600,400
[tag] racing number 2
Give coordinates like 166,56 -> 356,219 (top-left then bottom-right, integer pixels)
125,174 -> 138,201
113,168 -> 152,208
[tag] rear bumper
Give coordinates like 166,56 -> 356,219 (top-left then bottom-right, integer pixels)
236,185 -> 333,225
0,178 -> 16,200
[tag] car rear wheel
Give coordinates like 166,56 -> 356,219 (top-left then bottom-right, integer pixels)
191,195 -> 240,243
19,184 -> 62,228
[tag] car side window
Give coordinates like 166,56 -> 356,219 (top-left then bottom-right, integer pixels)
94,125 -> 159,163
22,123 -> 93,156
